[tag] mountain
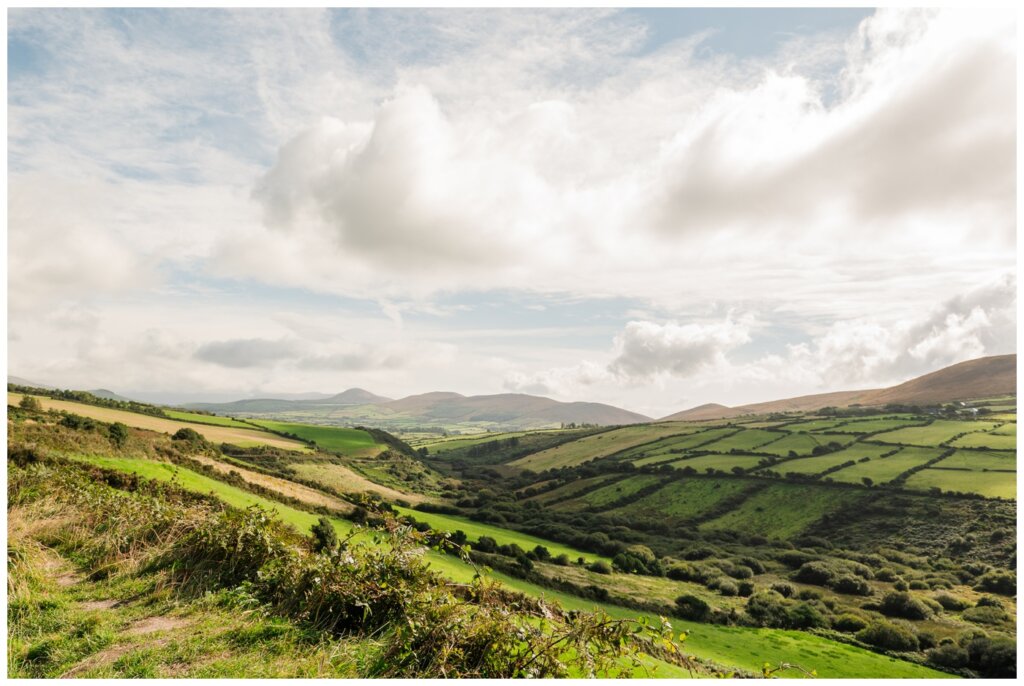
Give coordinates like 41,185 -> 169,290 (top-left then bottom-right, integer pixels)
188,389 -> 650,429
662,354 -> 1016,421
8,375 -> 55,390
88,388 -> 135,402
313,388 -> 394,405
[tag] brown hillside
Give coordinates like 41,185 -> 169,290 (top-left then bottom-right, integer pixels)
859,354 -> 1016,406
660,354 -> 1016,421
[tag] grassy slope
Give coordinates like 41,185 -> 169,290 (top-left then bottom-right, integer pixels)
827,446 -> 945,484
9,393 -> 307,452
163,409 -> 255,428
698,483 -> 866,539
904,469 -> 1016,499
248,420 -> 381,455
873,420 -> 1000,446
57,453 -> 945,677
511,423 -> 698,471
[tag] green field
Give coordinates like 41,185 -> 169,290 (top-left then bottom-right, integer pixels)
698,484 -> 867,539
511,423 -> 697,471
65,454 -> 354,537
525,476 -> 617,505
873,420 -> 1000,446
827,417 -> 930,434
934,449 -> 1016,472
163,409 -> 255,428
625,428 -> 739,464
950,426 -> 1016,450
249,420 -> 381,455
904,468 -> 1016,499
697,428 -> 783,453
391,506 -> 612,564
768,442 -> 896,475
667,453 -> 766,473
554,474 -> 664,511
55,453 -> 948,678
420,430 -> 538,453
608,478 -> 751,522
826,446 -> 945,485
780,419 -> 848,432
756,432 -> 838,457
987,413 -> 1017,422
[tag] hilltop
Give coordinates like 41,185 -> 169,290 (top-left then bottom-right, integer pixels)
664,354 -> 1016,421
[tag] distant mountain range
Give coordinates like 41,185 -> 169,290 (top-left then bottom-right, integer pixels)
186,390 -> 651,430
662,354 -> 1016,421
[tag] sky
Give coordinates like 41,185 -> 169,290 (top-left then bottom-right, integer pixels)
6,7 -> 1017,418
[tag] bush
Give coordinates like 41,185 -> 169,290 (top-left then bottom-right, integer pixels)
975,595 -> 1004,608
879,592 -> 932,620
19,395 -> 42,411
682,546 -> 718,560
964,635 -> 1016,678
770,582 -> 795,598
714,579 -> 738,597
745,591 -> 789,628
833,613 -> 868,633
974,570 -> 1015,596
857,620 -> 919,652
875,567 -> 899,582
474,536 -> 498,554
310,516 -> 338,554
737,580 -> 755,597
674,594 -> 711,621
908,580 -> 930,590
172,427 -> 204,442
962,606 -> 1007,625
552,553 -> 570,566
933,594 -> 970,611
108,422 -> 130,447
927,643 -> 970,670
723,564 -> 754,580
793,561 -> 834,586
831,574 -> 872,596
787,602 -> 828,630
587,560 -> 612,575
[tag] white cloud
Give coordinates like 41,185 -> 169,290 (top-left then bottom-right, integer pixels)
608,318 -> 752,381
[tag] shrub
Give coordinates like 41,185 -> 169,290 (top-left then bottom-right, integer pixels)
933,594 -> 970,611
962,606 -> 1007,625
682,546 -> 717,560
674,594 -> 711,621
770,582 -> 795,598
856,620 -> 919,652
927,643 -> 970,670
908,580 -> 930,590
831,574 -> 872,596
975,595 -> 1004,608
833,613 -> 868,633
474,536 -> 498,554
974,570 -> 1015,596
875,567 -> 899,582
587,560 -> 612,575
108,422 -> 130,447
737,580 -> 755,597
787,602 -> 828,630
714,579 -> 739,597
172,427 -> 203,442
18,395 -> 42,411
310,516 -> 338,554
964,635 -> 1016,678
879,592 -> 932,620
552,554 -> 570,566
745,591 -> 789,628
793,561 -> 834,586
723,563 -> 754,580
893,579 -> 910,592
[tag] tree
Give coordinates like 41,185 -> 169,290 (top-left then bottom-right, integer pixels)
18,395 -> 41,411
311,516 -> 339,554
861,477 -> 874,487
108,422 -> 129,447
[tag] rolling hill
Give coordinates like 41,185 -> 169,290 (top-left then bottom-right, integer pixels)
663,354 -> 1016,421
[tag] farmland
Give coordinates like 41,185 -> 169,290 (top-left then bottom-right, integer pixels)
8,393 -> 309,451
665,452 -> 767,473
950,426 -> 1017,450
163,409 -> 256,428
873,420 -> 1001,446
695,428 -> 782,452
248,420 -> 381,455
826,446 -> 947,485
697,483 -> 868,539
510,423 -> 694,471
904,468 -> 1017,499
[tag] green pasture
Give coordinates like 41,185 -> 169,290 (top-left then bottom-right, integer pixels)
554,474 -> 663,511
163,410 -> 256,428
697,428 -> 783,453
825,446 -> 945,485
756,432 -> 834,457
249,420 -> 380,455
511,423 -> 697,471
698,484 -> 866,540
525,476 -> 617,505
935,449 -> 1016,472
904,468 -> 1016,499
873,420 -> 1000,447
827,417 -> 930,434
607,478 -> 751,522
770,442 -> 896,475
667,453 -> 766,473
625,428 -> 738,464
780,419 -> 848,432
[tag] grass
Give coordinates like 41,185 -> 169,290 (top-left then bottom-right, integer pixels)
826,417 -> 930,434
698,483 -> 867,539
420,430 -> 541,453
950,428 -> 1017,450
780,419 -> 848,432
931,449 -> 1016,472
766,442 -> 896,476
510,423 -> 699,471
525,476 -> 618,505
554,474 -> 664,511
391,505 -> 612,564
666,453 -> 767,473
248,420 -> 381,456
163,410 -> 254,428
20,452 -> 951,679
608,478 -> 751,522
903,469 -> 1016,499
826,446 -> 945,485
872,420 -> 1001,446
696,428 -> 782,452
8,394 -> 308,452
625,428 -> 738,464
755,432 -> 835,457
289,462 -> 432,504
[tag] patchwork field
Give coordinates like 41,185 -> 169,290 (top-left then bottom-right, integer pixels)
756,432 -> 837,457
873,420 -> 1000,446
780,418 -> 848,432
826,446 -> 946,485
607,478 -> 752,522
950,427 -> 1017,450
552,474 -> 663,511
698,484 -> 867,539
933,449 -> 1016,472
248,420 -> 382,455
768,442 -> 896,475
163,409 -> 257,428
510,423 -> 695,471
8,393 -> 308,451
696,428 -> 782,452
826,417 -> 930,434
625,428 -> 739,464
666,452 -> 767,473
904,468 -> 1016,499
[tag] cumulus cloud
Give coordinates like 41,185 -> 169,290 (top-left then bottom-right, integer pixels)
195,338 -> 301,368
608,317 -> 753,381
